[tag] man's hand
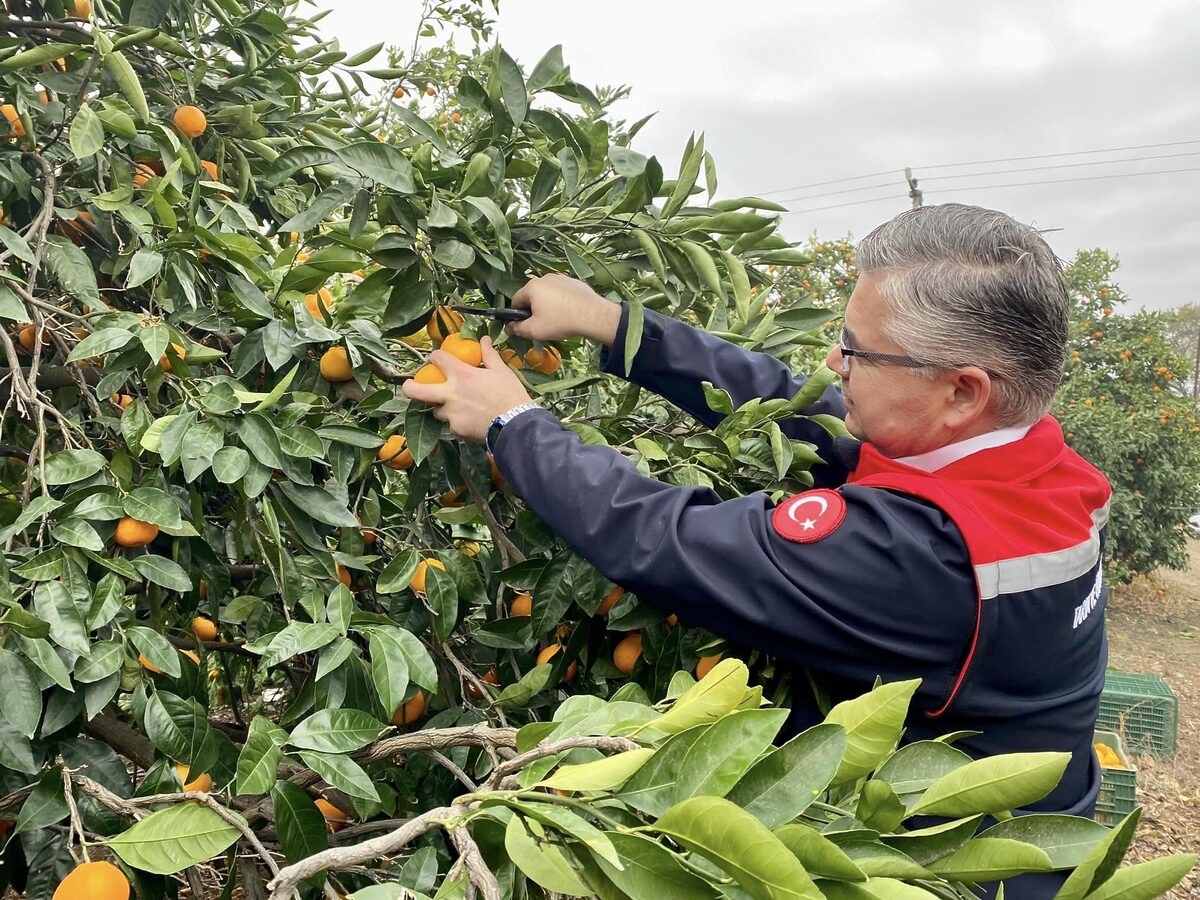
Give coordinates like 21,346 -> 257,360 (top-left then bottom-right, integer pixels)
401,337 -> 533,443
507,273 -> 622,346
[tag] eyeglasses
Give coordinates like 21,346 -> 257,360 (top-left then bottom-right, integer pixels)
836,326 -> 932,375
836,326 -> 1004,379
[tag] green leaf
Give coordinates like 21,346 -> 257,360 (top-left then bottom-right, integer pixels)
287,708 -> 383,753
927,837 -> 1053,881
1082,854 -> 1197,900
128,625 -> 182,677
69,102 -> 104,159
666,708 -> 787,810
34,581 -> 91,656
725,722 -> 847,826
271,780 -> 329,865
504,814 -> 590,896
881,813 -> 982,866
51,517 -> 104,552
108,802 -> 240,874
338,142 -> 416,193
237,413 -> 284,468
368,629 -> 411,719
279,426 -> 324,458
122,486 -> 183,528
0,719 -> 37,773
424,564 -> 458,642
907,752 -> 1070,818
874,739 -> 972,796
259,622 -> 339,667
275,483 -> 358,527
211,446 -> 250,483
237,718 -> 285,796
0,495 -> 62,542
655,796 -> 823,900
1053,807 -> 1141,900
75,640 -> 124,685
526,44 -> 565,93
0,649 -> 42,738
632,657 -> 748,737
539,747 -> 655,791
590,831 -> 720,900
133,555 -> 192,593
67,326 -> 135,363
45,236 -> 100,302
344,41 -> 385,66
837,842 -> 933,880
104,50 -> 149,120
390,628 -> 438,693
127,249 -> 164,288
432,239 -> 475,269
14,767 -> 69,836
824,679 -> 920,783
0,43 -> 78,71
497,49 -> 528,126
377,549 -> 419,594
297,749 -> 380,802
280,180 -> 357,233
42,449 -> 107,485
773,824 -> 865,881
978,814 -> 1107,869
663,133 -> 705,219
180,420 -> 224,482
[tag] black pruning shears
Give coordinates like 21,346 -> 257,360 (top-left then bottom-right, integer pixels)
449,304 -> 532,322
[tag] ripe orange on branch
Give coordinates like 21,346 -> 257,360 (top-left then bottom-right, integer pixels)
410,558 -> 446,594
52,860 -> 129,900
695,654 -> 723,680
114,516 -> 158,548
305,287 -> 334,320
191,616 -> 218,641
173,105 -> 207,138
391,690 -> 427,725
466,668 -> 500,699
613,633 -> 643,674
524,344 -> 562,374
175,763 -> 213,793
412,363 -> 446,384
597,585 -> 623,614
509,592 -> 532,616
537,644 -> 577,682
378,434 -> 414,470
427,307 -> 463,345
160,342 -> 187,372
315,798 -> 351,833
319,347 -> 353,382
1,104 -> 24,138
440,332 -> 483,366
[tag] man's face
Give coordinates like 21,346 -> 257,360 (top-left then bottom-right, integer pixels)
824,273 -> 987,457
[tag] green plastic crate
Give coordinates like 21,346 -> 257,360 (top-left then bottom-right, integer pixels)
1097,670 -> 1178,758
1093,730 -> 1137,826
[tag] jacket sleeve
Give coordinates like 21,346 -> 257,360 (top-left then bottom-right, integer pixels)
493,409 -> 978,712
599,302 -> 849,487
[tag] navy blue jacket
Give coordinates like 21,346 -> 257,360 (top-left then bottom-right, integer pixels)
491,304 -> 1111,898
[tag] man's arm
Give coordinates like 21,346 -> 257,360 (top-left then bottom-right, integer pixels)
493,409 -> 976,711
600,302 -> 845,432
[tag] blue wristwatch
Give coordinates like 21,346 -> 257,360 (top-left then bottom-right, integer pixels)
486,402 -> 541,455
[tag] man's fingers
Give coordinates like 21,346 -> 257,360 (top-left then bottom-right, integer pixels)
511,279 -> 535,309
428,349 -> 473,377
479,335 -> 506,370
401,379 -> 445,404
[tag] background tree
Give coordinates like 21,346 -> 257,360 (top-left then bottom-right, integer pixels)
0,1 -> 1192,898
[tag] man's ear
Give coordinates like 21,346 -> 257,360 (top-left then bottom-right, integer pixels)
944,366 -> 993,429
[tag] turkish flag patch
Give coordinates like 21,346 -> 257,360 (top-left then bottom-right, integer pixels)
772,489 -> 847,543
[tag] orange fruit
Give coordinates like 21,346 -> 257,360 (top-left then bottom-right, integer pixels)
182,649 -> 200,666
390,690 -> 427,725
441,332 -> 483,367
450,111 -> 461,123
425,85 -> 436,96
138,654 -> 163,675
336,565 -> 352,587
174,763 -> 213,793
536,644 -> 577,682
613,633 -> 643,674
160,342 -> 186,372
1,104 -> 24,139
393,86 -> 406,98
456,539 -> 482,557
111,393 -> 134,410
52,860 -> 129,900
17,323 -> 37,353
362,528 -> 377,546
314,798 -> 351,833
499,347 -> 525,369
427,307 -> 464,345
319,347 -> 353,382
466,668 -> 499,700
510,593 -> 532,617
439,485 -> 466,507
488,453 -> 505,490
305,287 -> 334,320
173,105 -> 207,139
524,345 -> 562,374
597,586 -> 623,615
54,209 -> 93,243
695,654 -> 722,680
413,363 -> 446,384
191,617 -> 218,642
199,159 -> 218,181
410,558 -> 446,594
378,435 -> 414,470
114,516 -> 158,548
68,0 -> 91,16
665,614 -> 679,627
133,163 -> 155,187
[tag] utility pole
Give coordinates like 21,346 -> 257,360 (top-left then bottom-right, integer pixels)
905,167 -> 923,209
1192,325 -> 1199,405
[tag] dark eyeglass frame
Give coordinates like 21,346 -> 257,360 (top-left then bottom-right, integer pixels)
836,326 -> 1004,379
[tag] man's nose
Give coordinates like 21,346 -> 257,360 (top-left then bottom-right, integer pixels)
825,344 -> 844,376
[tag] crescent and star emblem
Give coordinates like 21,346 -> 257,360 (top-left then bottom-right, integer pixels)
785,494 -> 829,532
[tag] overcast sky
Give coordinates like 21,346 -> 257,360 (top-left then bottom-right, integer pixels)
319,0 -> 1200,312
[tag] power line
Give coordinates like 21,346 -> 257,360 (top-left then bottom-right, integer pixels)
772,150 -> 1200,205
781,165 -> 1200,215
752,138 -> 1200,197
924,166 -> 1200,195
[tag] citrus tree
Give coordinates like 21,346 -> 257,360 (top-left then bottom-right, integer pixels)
0,1 -> 1195,898
1055,249 -> 1200,584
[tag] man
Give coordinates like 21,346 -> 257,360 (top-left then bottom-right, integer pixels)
403,204 -> 1111,897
